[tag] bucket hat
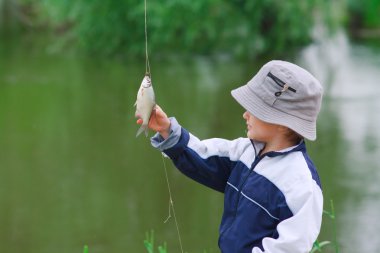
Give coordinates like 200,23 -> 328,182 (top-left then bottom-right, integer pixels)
231,60 -> 323,141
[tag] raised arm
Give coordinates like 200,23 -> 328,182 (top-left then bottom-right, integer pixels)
138,105 -> 252,192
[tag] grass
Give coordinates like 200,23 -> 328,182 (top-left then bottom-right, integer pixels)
311,199 -> 339,253
144,230 -> 168,253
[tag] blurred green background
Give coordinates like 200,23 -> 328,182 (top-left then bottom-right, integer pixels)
1,0 -> 380,253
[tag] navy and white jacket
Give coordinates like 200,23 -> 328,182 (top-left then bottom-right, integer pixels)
151,118 -> 323,253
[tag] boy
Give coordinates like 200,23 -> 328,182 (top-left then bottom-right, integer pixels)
137,60 -> 323,253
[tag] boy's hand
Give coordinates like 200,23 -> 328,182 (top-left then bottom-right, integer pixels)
136,105 -> 171,139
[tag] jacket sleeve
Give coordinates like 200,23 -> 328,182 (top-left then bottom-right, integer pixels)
151,117 -> 251,192
252,179 -> 323,253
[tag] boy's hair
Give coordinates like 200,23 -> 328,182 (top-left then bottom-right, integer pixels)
285,128 -> 303,144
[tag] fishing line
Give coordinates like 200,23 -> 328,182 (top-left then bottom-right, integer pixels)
144,0 -> 151,75
161,154 -> 184,253
144,0 -> 184,251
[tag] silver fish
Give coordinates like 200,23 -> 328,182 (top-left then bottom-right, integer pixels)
134,74 -> 156,137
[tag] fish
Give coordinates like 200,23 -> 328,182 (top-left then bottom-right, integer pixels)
134,74 -> 156,137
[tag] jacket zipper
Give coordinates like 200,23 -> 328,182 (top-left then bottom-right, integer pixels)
234,155 -> 263,215
219,148 -> 265,239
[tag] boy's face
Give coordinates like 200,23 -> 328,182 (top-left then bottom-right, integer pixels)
243,111 -> 279,142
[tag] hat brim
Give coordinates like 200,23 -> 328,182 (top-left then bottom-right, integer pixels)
231,85 -> 317,141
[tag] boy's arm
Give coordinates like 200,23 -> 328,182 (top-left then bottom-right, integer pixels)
252,179 -> 323,253
151,117 -> 250,192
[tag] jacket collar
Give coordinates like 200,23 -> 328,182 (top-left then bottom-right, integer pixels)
250,139 -> 306,158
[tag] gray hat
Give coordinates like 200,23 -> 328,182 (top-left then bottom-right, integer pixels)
231,60 -> 323,141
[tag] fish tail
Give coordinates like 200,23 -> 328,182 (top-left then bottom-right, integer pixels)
136,124 -> 148,137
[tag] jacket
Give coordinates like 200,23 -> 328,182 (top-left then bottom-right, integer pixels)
151,118 -> 323,253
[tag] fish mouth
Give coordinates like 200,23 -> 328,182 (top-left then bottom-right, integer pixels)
142,75 -> 152,88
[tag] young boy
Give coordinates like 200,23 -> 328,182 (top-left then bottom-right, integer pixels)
137,60 -> 324,253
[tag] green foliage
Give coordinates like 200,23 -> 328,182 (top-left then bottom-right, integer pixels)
347,0 -> 380,28
310,241 -> 332,253
311,199 -> 339,253
22,0 -> 337,58
83,245 -> 89,253
144,230 -> 168,253
6,0 -> 379,56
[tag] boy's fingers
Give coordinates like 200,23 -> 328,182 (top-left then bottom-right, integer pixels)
136,119 -> 143,124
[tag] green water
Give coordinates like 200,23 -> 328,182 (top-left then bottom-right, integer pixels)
1,34 -> 380,253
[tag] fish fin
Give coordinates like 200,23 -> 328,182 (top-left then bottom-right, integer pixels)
144,127 -> 149,137
136,125 -> 148,137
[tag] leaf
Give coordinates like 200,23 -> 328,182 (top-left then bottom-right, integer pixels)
319,241 -> 332,248
144,230 -> 155,253
310,240 -> 332,253
83,245 -> 89,253
158,242 -> 168,253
